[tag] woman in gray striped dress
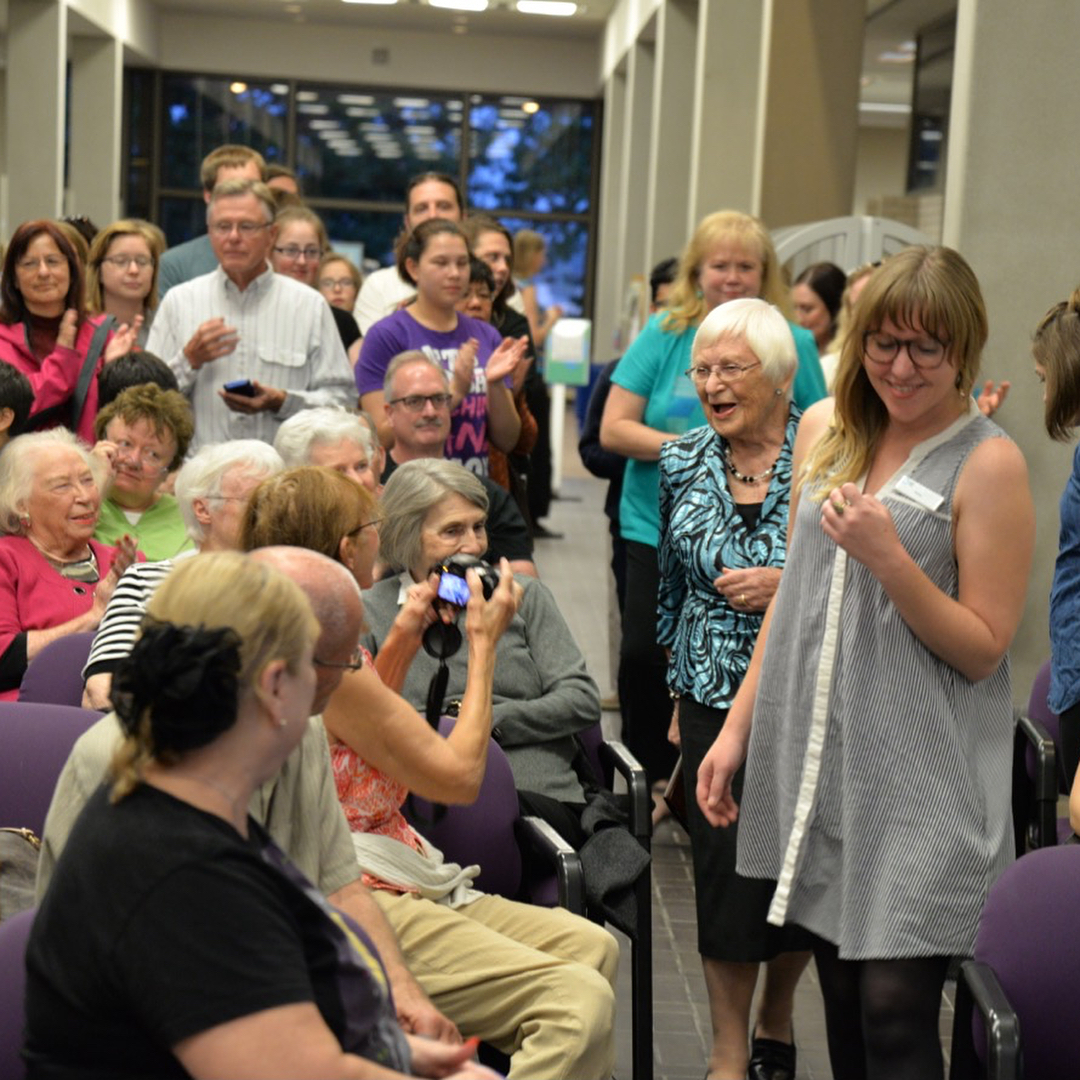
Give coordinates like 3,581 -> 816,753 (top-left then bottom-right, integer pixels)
696,246 -> 1034,1080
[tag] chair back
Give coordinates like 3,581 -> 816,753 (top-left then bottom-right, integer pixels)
18,633 -> 97,708
0,702 -> 101,837
0,908 -> 34,1080
1024,659 -> 1068,794
973,844 -> 1080,1078
404,718 -> 523,899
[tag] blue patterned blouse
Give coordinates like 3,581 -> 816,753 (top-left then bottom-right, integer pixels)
657,405 -> 800,709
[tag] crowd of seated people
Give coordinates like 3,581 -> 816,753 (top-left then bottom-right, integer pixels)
3,131 -> 1071,1080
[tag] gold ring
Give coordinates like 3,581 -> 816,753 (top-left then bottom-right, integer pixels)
833,500 -> 846,515
739,593 -> 748,606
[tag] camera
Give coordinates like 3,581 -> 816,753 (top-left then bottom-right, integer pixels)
432,553 -> 500,607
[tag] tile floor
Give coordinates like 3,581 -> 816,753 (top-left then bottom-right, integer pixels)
530,405 -> 957,1080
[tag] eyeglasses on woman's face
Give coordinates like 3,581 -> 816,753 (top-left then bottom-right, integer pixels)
684,361 -> 762,386
101,255 -> 153,270
274,245 -> 323,262
863,331 -> 949,370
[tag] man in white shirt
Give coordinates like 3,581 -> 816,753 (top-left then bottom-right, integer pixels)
354,172 -> 463,335
147,179 -> 355,450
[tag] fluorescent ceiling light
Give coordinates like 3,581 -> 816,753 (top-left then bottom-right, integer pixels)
394,97 -> 431,108
347,107 -> 381,118
297,104 -> 330,114
296,91 -> 319,102
430,0 -> 488,10
859,102 -> 912,114
522,101 -> 540,114
271,84 -> 289,95
308,119 -> 340,129
516,0 -> 576,15
338,94 -> 376,106
229,82 -> 248,94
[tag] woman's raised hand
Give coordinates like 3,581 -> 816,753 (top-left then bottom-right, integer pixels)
452,339 -> 478,401
92,534 -> 138,619
57,309 -> 79,350
104,314 -> 144,362
485,335 -> 528,384
394,573 -> 443,639
464,558 -> 521,649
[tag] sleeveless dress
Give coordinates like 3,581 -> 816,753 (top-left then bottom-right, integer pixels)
737,405 -> 1014,960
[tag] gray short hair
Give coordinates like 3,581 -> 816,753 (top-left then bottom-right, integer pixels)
379,459 -> 488,574
0,429 -> 100,535
383,350 -> 447,399
174,440 -> 284,544
273,407 -> 376,466
206,178 -> 276,225
692,298 -> 799,396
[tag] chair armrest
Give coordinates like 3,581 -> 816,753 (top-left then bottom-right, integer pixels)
597,738 -> 652,843
517,815 -> 586,914
1016,713 -> 1057,849
950,960 -> 1022,1080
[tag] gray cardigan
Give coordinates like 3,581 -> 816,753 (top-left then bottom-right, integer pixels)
361,573 -> 600,804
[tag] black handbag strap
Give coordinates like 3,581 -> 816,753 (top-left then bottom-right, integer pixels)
70,315 -> 115,429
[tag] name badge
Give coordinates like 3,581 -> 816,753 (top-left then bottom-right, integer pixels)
895,474 -> 944,512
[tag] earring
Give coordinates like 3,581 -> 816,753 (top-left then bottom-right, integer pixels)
19,513 -> 30,528
774,388 -> 783,397
277,714 -> 288,728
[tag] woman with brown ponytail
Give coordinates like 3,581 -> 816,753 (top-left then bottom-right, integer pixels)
24,551 -> 498,1080
1034,286 -> 1080,790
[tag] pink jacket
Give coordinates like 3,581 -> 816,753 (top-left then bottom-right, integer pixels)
0,315 -> 113,444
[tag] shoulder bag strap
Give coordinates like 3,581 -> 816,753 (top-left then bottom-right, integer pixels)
70,315 -> 116,430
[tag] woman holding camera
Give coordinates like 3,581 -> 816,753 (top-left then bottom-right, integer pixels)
238,464 -> 619,1080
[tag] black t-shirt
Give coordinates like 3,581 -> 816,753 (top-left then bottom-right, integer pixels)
381,455 -> 533,564
24,784 -> 409,1079
330,305 -> 362,352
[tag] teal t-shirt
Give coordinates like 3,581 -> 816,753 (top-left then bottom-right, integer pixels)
95,493 -> 194,562
611,313 -> 826,548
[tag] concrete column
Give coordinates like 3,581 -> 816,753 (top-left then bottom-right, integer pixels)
757,0 -> 864,228
644,0 -> 696,271
687,0 -> 765,225
6,0 -> 67,227
616,39 -> 655,307
942,0 -> 1080,690
594,67 -> 627,360
70,34 -> 124,225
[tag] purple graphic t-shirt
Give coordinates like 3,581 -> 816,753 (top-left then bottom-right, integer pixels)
356,308 -> 506,477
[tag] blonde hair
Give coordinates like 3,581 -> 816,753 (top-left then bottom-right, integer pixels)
273,205 -> 329,256
512,229 -> 545,277
1033,285 -> 1080,441
109,551 -> 319,800
801,246 -> 987,497
662,211 -> 790,336
86,220 -> 164,315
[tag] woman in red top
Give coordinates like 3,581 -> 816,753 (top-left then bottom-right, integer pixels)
0,220 -> 138,443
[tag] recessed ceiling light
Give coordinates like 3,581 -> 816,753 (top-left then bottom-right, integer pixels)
516,0 -> 576,15
522,101 -> 540,114
430,0 -> 488,11
230,82 -> 248,94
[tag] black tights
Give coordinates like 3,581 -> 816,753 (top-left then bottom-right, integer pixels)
812,939 -> 949,1080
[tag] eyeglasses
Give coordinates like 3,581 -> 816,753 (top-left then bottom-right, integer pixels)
314,647 -> 366,672
101,255 -> 153,270
17,255 -> 66,272
684,361 -> 762,385
388,393 -> 453,411
863,332 -> 949,370
319,277 -> 355,291
210,221 -> 270,237
274,245 -> 323,262
346,519 -> 380,538
114,439 -> 169,474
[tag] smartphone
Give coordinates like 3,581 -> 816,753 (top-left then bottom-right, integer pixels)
223,378 -> 257,398
436,572 -> 472,607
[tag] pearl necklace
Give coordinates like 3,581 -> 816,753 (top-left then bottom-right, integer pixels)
723,444 -> 779,485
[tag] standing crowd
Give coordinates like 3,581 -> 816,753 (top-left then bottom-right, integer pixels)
0,136 -> 1073,1080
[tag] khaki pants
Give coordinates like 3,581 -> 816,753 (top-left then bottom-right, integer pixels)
373,889 -> 618,1080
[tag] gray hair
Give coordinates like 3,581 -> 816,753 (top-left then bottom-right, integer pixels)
692,297 -> 799,396
0,429 -> 101,535
273,407 -> 376,466
175,440 -> 284,544
379,459 -> 488,573
383,350 -> 447,399
206,178 -> 276,225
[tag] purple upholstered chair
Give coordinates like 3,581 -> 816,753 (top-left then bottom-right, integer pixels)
0,702 -> 101,838
950,844 -> 1080,1079
18,632 -> 97,708
0,908 -> 34,1080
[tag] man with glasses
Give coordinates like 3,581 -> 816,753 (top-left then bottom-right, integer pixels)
382,350 -> 536,575
157,144 -> 267,298
354,172 -> 464,335
147,179 -> 354,452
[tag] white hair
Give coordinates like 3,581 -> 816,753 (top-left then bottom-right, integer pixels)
0,429 -> 101,535
174,440 -> 284,544
273,407 -> 376,466
692,298 -> 799,392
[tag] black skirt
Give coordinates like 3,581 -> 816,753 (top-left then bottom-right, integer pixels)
679,695 -> 814,962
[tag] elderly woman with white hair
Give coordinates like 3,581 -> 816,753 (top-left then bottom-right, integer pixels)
0,428 -> 137,700
81,439 -> 283,710
273,405 -> 382,493
658,298 -> 813,1080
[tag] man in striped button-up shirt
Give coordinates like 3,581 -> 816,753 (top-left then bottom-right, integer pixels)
147,178 -> 355,452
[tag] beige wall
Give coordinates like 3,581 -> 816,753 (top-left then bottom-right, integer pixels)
853,124 -> 910,214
